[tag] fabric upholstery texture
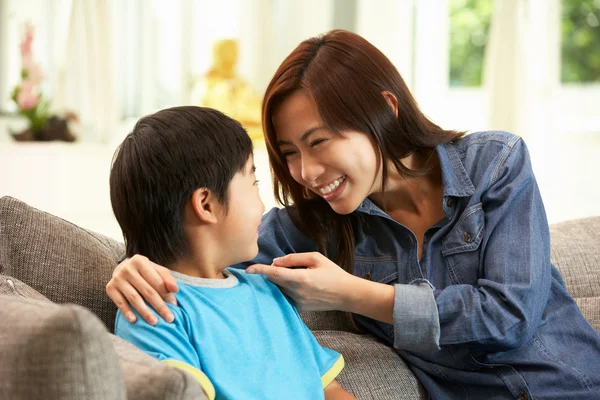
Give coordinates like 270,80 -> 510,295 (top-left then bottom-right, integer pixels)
314,331 -> 427,399
299,309 -> 360,333
0,295 -> 126,400
0,274 -> 51,301
0,196 -> 124,332
549,217 -> 600,332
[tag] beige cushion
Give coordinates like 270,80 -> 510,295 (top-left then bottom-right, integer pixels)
315,331 -> 426,399
0,196 -> 124,332
0,295 -> 126,400
550,216 -> 600,332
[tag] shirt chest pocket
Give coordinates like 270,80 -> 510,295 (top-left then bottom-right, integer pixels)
441,202 -> 485,285
353,257 -> 398,285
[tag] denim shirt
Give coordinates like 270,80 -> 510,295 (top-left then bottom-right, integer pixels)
249,131 -> 600,399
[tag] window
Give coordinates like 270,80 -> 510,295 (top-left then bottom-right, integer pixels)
561,0 -> 600,83
449,0 -> 494,87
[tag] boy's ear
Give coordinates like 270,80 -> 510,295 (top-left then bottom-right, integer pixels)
190,188 -> 220,224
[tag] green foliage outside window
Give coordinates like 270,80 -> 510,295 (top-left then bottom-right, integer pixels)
450,0 -> 600,87
449,0 -> 493,87
561,0 -> 600,83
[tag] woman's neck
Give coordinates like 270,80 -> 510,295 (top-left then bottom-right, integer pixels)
369,151 -> 443,215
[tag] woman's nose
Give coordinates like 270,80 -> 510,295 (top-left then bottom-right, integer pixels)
300,154 -> 325,184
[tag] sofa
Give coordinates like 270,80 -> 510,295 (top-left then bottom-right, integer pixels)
0,195 -> 598,399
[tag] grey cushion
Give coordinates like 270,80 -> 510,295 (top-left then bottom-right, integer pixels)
550,216 -> 600,332
299,309 -> 360,332
0,196 -> 124,332
315,331 -> 426,399
0,274 -> 51,301
0,295 -> 126,400
0,277 -> 207,400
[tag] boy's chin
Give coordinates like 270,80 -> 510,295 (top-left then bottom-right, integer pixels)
230,245 -> 259,266
246,245 -> 260,262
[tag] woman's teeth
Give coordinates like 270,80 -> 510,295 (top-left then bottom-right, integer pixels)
319,176 -> 346,195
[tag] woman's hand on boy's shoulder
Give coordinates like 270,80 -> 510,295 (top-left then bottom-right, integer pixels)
246,252 -> 357,311
106,254 -> 179,325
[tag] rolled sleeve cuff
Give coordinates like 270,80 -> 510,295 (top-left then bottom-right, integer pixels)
393,281 -> 441,353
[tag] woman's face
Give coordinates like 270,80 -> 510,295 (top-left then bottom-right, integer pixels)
272,90 -> 381,215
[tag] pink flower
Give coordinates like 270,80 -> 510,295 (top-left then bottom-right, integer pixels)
20,23 -> 34,61
22,58 -> 44,84
17,80 -> 40,110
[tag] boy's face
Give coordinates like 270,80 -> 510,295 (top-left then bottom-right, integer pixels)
218,155 -> 265,265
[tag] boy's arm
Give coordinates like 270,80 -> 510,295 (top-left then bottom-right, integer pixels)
324,380 -> 356,399
115,306 -> 215,399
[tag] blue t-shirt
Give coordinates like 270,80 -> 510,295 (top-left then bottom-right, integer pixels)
115,268 -> 343,400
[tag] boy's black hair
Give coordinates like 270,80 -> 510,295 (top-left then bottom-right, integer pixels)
110,106 -> 253,266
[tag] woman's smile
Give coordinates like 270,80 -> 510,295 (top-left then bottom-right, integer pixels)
315,175 -> 347,201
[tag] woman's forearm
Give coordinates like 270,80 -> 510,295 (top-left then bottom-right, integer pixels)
343,277 -> 395,324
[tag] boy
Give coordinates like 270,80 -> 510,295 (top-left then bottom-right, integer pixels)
110,106 -> 354,399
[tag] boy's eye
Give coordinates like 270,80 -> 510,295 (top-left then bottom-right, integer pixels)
254,180 -> 260,186
309,138 -> 328,147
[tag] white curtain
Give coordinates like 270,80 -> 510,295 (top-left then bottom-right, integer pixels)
484,0 -> 559,141
52,0 -> 117,143
238,0 -> 335,95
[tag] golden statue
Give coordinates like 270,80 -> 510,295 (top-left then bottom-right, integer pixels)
192,39 -> 263,141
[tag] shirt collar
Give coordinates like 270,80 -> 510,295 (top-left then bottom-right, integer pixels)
436,141 -> 475,198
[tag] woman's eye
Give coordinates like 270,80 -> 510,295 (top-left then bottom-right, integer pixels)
309,138 -> 328,147
254,180 -> 260,186
281,150 -> 297,158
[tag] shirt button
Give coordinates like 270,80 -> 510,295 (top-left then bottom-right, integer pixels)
464,232 -> 472,243
520,393 -> 528,400
446,198 -> 455,207
363,272 -> 371,281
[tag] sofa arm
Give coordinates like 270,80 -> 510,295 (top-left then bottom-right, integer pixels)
0,295 -> 126,400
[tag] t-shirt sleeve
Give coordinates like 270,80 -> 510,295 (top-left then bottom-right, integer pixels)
115,305 -> 215,399
294,311 -> 345,388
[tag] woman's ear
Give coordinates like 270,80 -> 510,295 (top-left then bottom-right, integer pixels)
382,91 -> 399,118
190,187 -> 219,224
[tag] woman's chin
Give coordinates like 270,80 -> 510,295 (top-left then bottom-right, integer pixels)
329,199 -> 360,215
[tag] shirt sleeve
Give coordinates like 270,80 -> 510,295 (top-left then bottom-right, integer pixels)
115,305 -> 216,399
289,306 -> 345,388
394,137 -> 553,353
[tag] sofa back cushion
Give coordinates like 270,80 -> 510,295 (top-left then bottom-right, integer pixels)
0,196 -> 124,332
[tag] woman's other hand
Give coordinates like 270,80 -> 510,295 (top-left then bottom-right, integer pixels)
106,255 -> 179,325
247,252 -> 358,311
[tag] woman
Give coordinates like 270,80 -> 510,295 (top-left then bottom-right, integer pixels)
107,30 -> 600,399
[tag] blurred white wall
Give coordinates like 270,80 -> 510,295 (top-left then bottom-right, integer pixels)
1,0 -> 599,240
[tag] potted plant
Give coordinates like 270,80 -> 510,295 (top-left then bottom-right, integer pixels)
10,23 -> 76,142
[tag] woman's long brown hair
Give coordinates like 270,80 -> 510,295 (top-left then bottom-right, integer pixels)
262,30 -> 463,273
